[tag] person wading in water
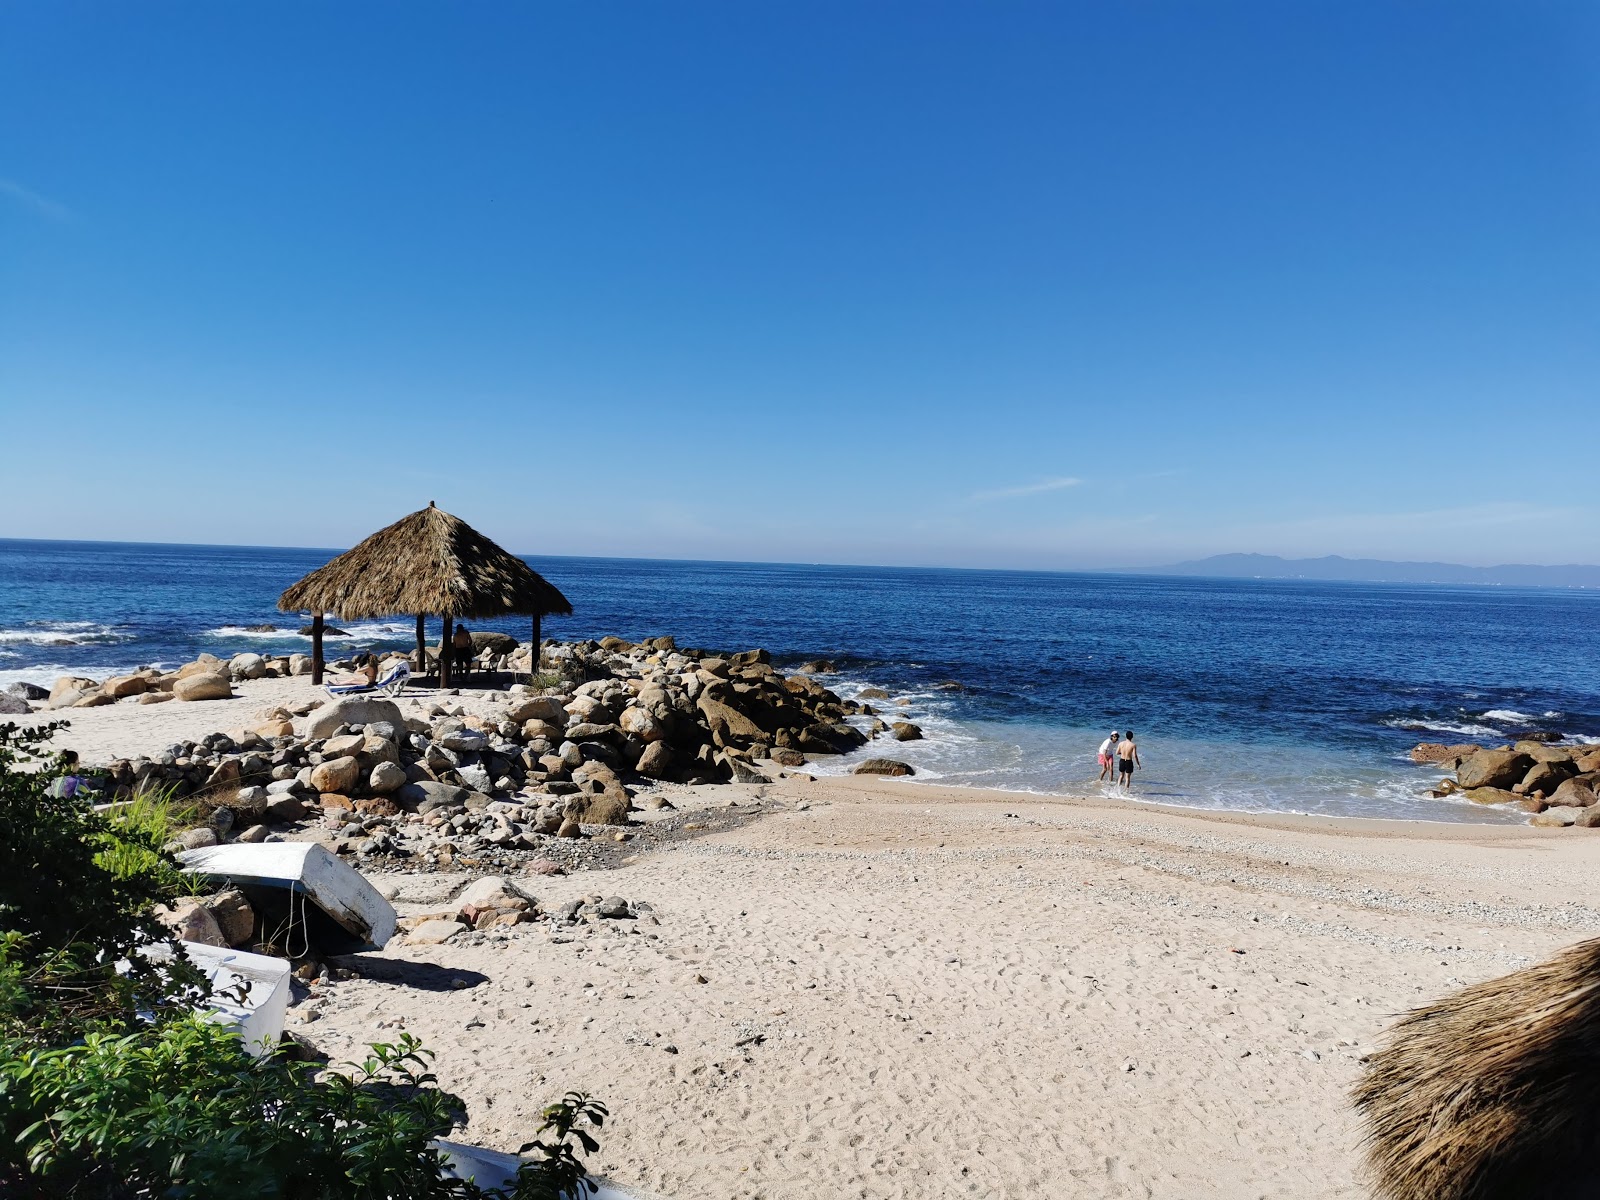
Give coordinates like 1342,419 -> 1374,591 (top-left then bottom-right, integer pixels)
1116,731 -> 1141,790
1097,729 -> 1120,784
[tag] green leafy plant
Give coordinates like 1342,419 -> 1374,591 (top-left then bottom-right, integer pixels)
0,722 -> 610,1197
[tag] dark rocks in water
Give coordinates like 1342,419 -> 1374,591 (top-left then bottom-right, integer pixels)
1515,730 -> 1564,744
798,660 -> 837,675
853,758 -> 915,777
241,623 -> 279,633
932,680 -> 965,691
299,624 -> 350,636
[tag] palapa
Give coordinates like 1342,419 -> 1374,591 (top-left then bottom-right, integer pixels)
1353,936 -> 1600,1200
278,503 -> 570,685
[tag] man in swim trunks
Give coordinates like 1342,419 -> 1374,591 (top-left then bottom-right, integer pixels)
1116,730 -> 1140,789
1097,730 -> 1119,782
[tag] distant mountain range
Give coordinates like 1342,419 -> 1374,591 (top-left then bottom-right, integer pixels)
1129,553 -> 1600,589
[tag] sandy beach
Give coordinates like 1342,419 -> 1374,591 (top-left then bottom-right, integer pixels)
45,678 -> 1595,1198
27,678 -> 1600,1197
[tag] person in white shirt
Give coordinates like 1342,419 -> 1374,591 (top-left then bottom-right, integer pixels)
1097,730 -> 1119,783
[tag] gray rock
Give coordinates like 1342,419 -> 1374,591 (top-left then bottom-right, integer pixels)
299,696 -> 406,742
852,758 -> 915,777
5,681 -> 48,701
0,693 -> 31,715
596,897 -> 631,919
369,761 -> 407,794
396,780 -> 471,815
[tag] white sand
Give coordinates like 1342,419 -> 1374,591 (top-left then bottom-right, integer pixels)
37,681 -> 1600,1196
308,778 -> 1600,1199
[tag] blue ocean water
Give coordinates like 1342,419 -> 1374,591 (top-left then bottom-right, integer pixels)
3,537 -> 1597,823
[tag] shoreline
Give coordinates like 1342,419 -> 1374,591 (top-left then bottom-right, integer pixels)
12,655 -> 1600,1194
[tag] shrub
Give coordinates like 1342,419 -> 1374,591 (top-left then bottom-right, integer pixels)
0,723 -> 608,1197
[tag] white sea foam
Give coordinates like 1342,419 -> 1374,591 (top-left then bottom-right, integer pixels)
0,621 -> 127,646
208,620 -> 416,642
1383,717 -> 1501,739
1481,709 -> 1534,723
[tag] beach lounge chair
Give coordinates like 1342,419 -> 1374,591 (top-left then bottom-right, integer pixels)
325,660 -> 410,697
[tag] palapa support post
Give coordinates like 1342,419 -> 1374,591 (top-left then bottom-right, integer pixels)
311,612 -> 324,686
530,612 -> 541,682
414,614 -> 427,680
440,615 -> 453,689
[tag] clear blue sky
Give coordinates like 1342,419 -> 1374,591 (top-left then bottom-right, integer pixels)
2,2 -> 1596,568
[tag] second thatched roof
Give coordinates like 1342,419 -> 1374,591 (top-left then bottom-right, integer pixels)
278,503 -> 572,622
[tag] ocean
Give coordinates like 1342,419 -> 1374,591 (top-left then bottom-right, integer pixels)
3,537 -> 1596,824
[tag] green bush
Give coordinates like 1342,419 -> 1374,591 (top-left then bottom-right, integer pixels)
0,723 -> 608,1197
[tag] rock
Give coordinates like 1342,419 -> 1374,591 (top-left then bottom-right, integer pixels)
102,674 -> 148,698
407,918 -> 467,945
5,682 -> 47,701
254,718 -> 295,738
697,696 -> 765,744
596,896 -> 631,919
139,692 -> 174,705
229,653 -> 268,680
322,733 -> 365,758
173,672 -> 233,702
565,789 -> 631,826
299,624 -> 350,637
727,758 -> 769,784
556,818 -> 582,838
508,696 -> 567,724
1462,787 -> 1519,806
0,694 -> 30,715
299,696 -> 406,741
620,706 -> 665,742
858,687 -> 889,700
1520,761 -> 1574,796
288,653 -> 313,676
635,741 -> 674,779
174,826 -> 219,850
891,722 -> 923,741
1456,749 -> 1533,791
159,900 -> 227,947
770,747 -> 806,767
1532,806 -> 1583,827
72,692 -> 117,708
369,761 -> 407,794
458,877 -> 534,912
1575,807 -> 1600,829
310,756 -> 361,794
219,785 -> 269,821
853,758 -> 915,777
264,795 -> 307,822
176,655 -> 226,679
395,780 -> 471,814
208,889 -> 256,947
1410,742 -> 1480,764
1548,778 -> 1598,809
42,688 -> 89,710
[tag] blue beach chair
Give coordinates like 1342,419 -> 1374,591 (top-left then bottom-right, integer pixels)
325,661 -> 410,697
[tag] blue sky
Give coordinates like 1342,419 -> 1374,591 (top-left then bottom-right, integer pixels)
2,2 -> 1596,568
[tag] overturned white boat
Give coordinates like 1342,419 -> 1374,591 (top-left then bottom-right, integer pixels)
434,1139 -> 645,1198
178,842 -> 397,953
140,940 -> 292,1059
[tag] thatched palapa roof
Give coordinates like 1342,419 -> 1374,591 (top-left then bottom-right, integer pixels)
278,503 -> 572,622
1354,936 -> 1600,1200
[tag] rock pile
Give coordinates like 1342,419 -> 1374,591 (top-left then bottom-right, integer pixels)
31,651 -> 318,710
71,636 -> 883,861
1419,740 -> 1600,827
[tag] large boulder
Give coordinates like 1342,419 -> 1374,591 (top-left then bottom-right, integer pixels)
1520,760 -> 1574,796
102,674 -> 148,698
177,655 -> 226,679
620,706 -> 665,742
1532,806 -> 1583,828
470,631 -> 519,658
696,696 -> 765,745
509,696 -> 567,724
853,758 -> 915,777
229,653 -> 268,680
5,681 -> 48,701
0,693 -> 30,715
1462,787 -> 1519,806
173,672 -> 233,702
309,756 -> 361,794
1411,742 -> 1479,765
396,780 -> 471,815
299,696 -> 405,741
1548,778 -> 1598,809
1456,749 -> 1532,791
635,741 -> 674,779
891,722 -> 923,741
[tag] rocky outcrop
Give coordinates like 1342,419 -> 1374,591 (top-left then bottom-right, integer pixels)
1422,738 -> 1600,829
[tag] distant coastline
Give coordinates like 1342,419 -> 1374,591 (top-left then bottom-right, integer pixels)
1127,553 -> 1600,590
